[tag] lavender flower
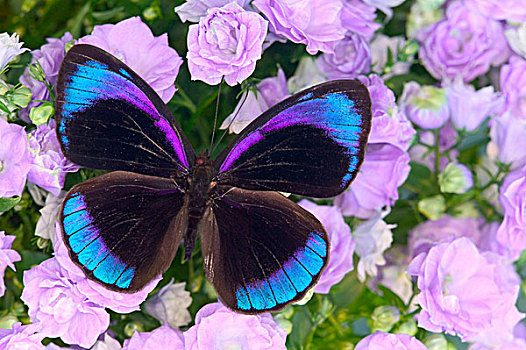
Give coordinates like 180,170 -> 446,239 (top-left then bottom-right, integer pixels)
78,17 -> 182,102
54,225 -> 161,313
0,323 -> 44,350
500,55 -> 526,120
298,200 -> 355,293
465,0 -> 526,22
122,324 -> 184,350
253,0 -> 345,54
317,33 -> 371,80
174,0 -> 250,23
418,1 -> 510,82
445,78 -> 503,132
489,112 -> 526,170
355,331 -> 427,350
220,68 -> 288,133
340,0 -> 380,41
21,257 -> 110,348
362,0 -> 407,19
407,237 -> 524,342
0,117 -> 31,197
370,34 -> 412,79
34,191 -> 64,246
0,231 -> 21,297
186,3 -> 267,86
19,32 -> 72,122
184,302 -> 287,349
496,166 -> 526,261
400,82 -> 450,129
352,209 -> 395,281
505,24 -> 526,59
335,143 -> 411,218
0,32 -> 28,72
287,56 -> 327,94
143,280 -> 192,328
27,119 -> 79,196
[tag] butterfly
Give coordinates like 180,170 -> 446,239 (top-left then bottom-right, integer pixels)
55,44 -> 372,314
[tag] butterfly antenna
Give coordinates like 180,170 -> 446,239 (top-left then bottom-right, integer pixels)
209,78 -> 224,150
210,89 -> 250,155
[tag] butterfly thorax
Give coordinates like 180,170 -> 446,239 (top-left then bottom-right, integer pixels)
184,151 -> 215,260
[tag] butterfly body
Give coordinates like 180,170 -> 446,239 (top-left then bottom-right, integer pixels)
55,44 -> 372,314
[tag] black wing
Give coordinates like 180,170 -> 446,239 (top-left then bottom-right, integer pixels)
200,187 -> 329,314
55,44 -> 195,180
59,171 -> 186,292
214,80 -> 371,197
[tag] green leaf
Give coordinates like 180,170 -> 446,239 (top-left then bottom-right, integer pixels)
287,307 -> 314,350
0,196 -> 21,212
376,285 -> 406,310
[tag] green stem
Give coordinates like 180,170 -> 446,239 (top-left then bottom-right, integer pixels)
433,129 -> 440,178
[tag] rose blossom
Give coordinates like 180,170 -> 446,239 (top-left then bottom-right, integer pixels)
184,302 -> 287,349
78,17 -> 182,103
355,331 -> 427,350
445,78 -> 503,132
174,0 -> 250,23
317,33 -> 371,79
418,1 -> 510,82
400,82 -> 450,129
19,32 -> 72,122
0,323 -> 44,350
21,257 -> 110,348
123,324 -> 184,350
0,231 -> 21,297
407,237 -> 523,342
0,32 -> 28,72
27,119 -> 79,196
500,55 -> 526,120
220,68 -> 288,133
186,3 -> 268,86
298,200 -> 355,293
0,117 -> 31,197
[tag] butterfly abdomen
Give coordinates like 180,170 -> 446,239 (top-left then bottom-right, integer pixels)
184,154 -> 215,260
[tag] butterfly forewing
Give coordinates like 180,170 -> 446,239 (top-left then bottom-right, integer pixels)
214,80 -> 372,198
200,187 -> 329,313
55,44 -> 195,180
60,171 -> 186,292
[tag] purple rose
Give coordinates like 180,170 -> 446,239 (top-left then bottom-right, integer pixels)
340,0 -> 380,41
355,331 -> 427,350
400,82 -> 450,129
187,3 -> 268,86
54,224 -> 161,313
0,323 -> 45,350
123,324 -> 184,350
496,166 -> 526,261
78,17 -> 182,103
336,143 -> 411,218
21,257 -> 110,348
0,231 -> 21,297
184,302 -> 287,349
407,237 -> 523,342
317,33 -> 371,80
465,0 -> 526,22
418,1 -> 510,82
500,55 -> 526,120
0,117 -> 31,197
220,68 -> 289,133
408,215 -> 483,258
298,200 -> 355,293
489,112 -> 526,170
445,78 -> 503,132
174,0 -> 250,23
19,32 -> 72,122
358,74 -> 415,151
253,0 -> 346,54
27,119 -> 79,196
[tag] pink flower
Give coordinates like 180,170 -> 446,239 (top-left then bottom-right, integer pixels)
0,118 -> 31,197
355,331 -> 427,350
78,17 -> 182,102
500,55 -> 526,120
0,323 -> 45,350
0,231 -> 21,297
184,302 -> 287,349
123,324 -> 184,350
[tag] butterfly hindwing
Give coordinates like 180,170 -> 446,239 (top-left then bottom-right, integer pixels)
60,171 -> 186,292
55,44 -> 195,180
214,80 -> 372,198
200,187 -> 329,313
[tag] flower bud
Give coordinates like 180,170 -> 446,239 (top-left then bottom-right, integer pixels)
29,103 -> 54,126
438,163 -> 473,194
370,306 -> 400,332
424,334 -> 455,350
0,315 -> 18,329
11,86 -> 32,108
394,318 -> 418,336
401,82 -> 450,129
418,195 -> 446,220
